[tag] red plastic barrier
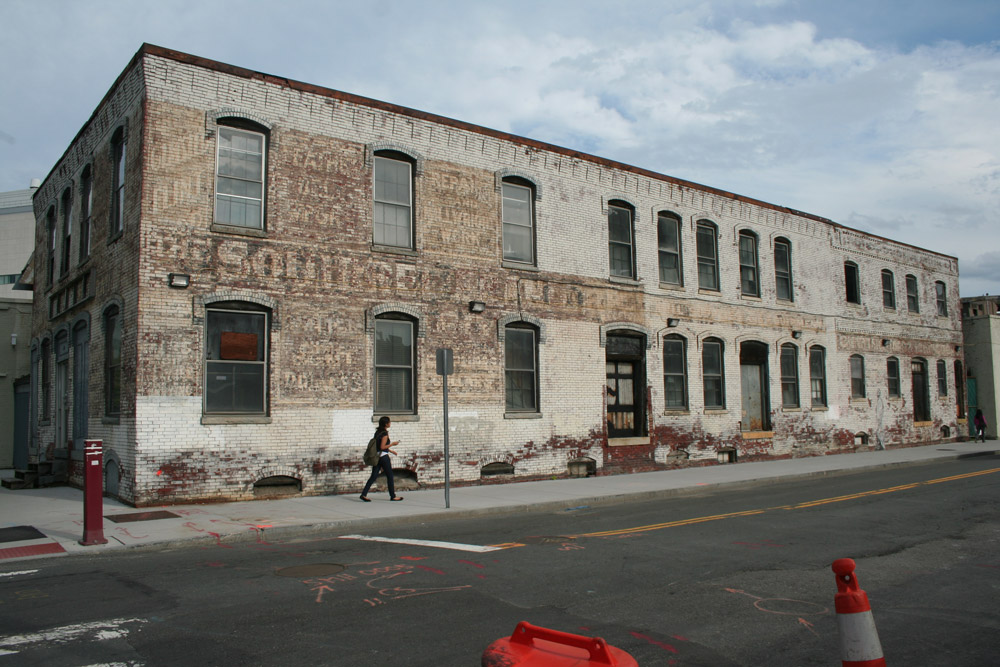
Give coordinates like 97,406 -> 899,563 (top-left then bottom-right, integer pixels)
482,621 -> 638,666
832,558 -> 886,667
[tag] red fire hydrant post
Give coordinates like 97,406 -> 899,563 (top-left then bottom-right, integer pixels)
832,558 -> 886,667
79,439 -> 107,546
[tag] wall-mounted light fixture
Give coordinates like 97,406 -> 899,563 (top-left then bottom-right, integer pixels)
954,345 -> 961,353
168,273 -> 191,289
881,339 -> 890,347
10,333 -> 16,347
469,301 -> 486,313
666,318 -> 680,328
791,330 -> 802,339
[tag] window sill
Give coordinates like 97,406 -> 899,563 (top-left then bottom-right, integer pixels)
609,275 -> 641,286
608,437 -> 650,447
372,243 -> 418,257
957,418 -> 968,424
663,409 -> 690,415
502,261 -> 539,272
201,415 -> 272,425
739,293 -> 762,302
741,431 -> 774,440
781,406 -> 802,412
850,397 -> 868,404
846,301 -> 863,308
372,413 -> 420,422
888,396 -> 902,402
211,223 -> 267,238
658,282 -> 684,291
704,408 -> 727,415
914,420 -> 934,428
698,288 -> 721,296
776,297 -> 794,304
101,416 -> 120,425
884,306 -> 897,312
810,405 -> 829,412
504,411 -> 542,419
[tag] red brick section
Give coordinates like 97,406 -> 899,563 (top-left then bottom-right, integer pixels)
0,542 -> 66,560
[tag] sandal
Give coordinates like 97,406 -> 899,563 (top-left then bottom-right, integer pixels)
390,496 -> 404,501
360,496 -> 371,502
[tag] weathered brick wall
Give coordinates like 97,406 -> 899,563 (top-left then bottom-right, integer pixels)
33,47 -> 964,505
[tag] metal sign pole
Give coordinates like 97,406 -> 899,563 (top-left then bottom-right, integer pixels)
436,348 -> 454,509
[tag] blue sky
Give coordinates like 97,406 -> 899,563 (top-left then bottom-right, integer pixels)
1,0 -> 997,296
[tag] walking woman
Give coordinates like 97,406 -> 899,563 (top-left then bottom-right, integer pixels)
974,409 -> 987,443
360,416 -> 404,501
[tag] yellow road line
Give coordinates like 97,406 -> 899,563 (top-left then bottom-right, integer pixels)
574,466 -> 1000,539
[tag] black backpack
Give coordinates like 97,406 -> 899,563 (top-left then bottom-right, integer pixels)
363,437 -> 380,466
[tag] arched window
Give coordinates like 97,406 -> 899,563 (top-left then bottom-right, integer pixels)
373,150 -> 415,249
663,334 -> 687,409
887,356 -> 901,397
204,301 -> 269,415
79,165 -> 92,262
850,354 -> 866,398
905,274 -> 919,312
845,262 -> 861,304
374,312 -> 416,413
696,221 -> 719,291
501,177 -> 536,265
608,200 -> 635,279
937,359 -> 948,396
809,346 -> 827,407
110,125 -> 126,236
912,358 -> 930,422
657,211 -> 682,285
46,205 -> 56,288
881,270 -> 896,309
774,237 -> 792,301
215,119 -> 267,231
104,306 -> 122,417
504,323 -> 539,412
60,187 -> 72,276
935,281 -> 948,316
702,337 -> 725,408
780,343 -> 799,408
955,360 -> 966,418
738,230 -> 759,296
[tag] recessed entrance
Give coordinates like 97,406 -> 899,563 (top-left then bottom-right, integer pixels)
606,332 -> 646,438
740,341 -> 771,432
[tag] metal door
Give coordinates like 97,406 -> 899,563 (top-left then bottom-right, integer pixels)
741,363 -> 765,431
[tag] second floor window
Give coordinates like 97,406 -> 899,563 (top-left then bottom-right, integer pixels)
845,262 -> 861,304
111,127 -> 126,236
501,181 -> 534,264
657,212 -> 682,285
882,270 -> 895,309
906,274 -> 919,312
374,154 -> 413,249
774,238 -> 792,301
60,188 -> 72,276
46,206 -> 56,288
935,281 -> 948,316
738,231 -> 759,296
216,126 -> 266,230
696,221 -> 719,291
79,166 -> 92,262
607,202 -> 635,279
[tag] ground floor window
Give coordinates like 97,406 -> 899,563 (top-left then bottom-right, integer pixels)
205,305 -> 268,414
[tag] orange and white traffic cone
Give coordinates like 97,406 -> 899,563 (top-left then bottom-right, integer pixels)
832,558 -> 886,667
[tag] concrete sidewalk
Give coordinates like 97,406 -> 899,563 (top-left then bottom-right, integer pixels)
2,441 -> 997,564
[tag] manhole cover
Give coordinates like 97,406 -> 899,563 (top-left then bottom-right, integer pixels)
275,563 -> 346,578
106,510 -> 180,523
520,535 -> 576,545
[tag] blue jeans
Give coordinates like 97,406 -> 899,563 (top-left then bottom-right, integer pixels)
362,455 -> 396,498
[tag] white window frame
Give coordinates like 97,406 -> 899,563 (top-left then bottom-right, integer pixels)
215,125 -> 266,230
373,154 -> 414,249
501,181 -> 535,265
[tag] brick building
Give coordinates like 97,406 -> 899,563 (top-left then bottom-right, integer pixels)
961,296 -> 999,439
26,44 -> 964,506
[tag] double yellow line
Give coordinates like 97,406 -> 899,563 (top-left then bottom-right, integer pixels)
575,466 -> 1000,539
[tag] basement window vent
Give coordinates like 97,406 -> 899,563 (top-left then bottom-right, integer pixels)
481,462 -> 514,477
941,425 -> 950,438
253,475 -> 301,498
717,448 -> 737,464
854,432 -> 870,446
568,457 -> 597,478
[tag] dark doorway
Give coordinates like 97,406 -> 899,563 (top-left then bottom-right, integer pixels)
606,332 -> 646,437
740,341 -> 771,431
912,359 -> 930,422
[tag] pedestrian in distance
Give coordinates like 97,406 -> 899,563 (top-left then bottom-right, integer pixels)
360,416 -> 404,502
973,409 -> 987,442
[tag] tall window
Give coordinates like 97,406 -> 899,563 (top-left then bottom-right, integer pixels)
501,180 -> 534,264
845,262 -> 861,304
810,346 -> 827,407
505,325 -> 538,412
738,231 -> 759,296
110,127 -> 126,236
935,281 -> 948,316
702,338 -> 725,409
780,343 -> 799,408
936,359 -> 947,396
373,153 -> 413,249
696,221 -> 719,291
374,315 -> 415,413
912,358 -> 930,422
906,274 -> 919,312
887,357 -> 900,397
881,270 -> 895,309
205,304 -> 269,414
60,188 -> 72,276
657,212 -> 682,285
663,334 -> 687,409
79,165 -> 92,262
850,354 -> 866,399
955,360 -> 966,418
607,202 -> 635,279
216,124 -> 266,230
774,238 -> 792,301
41,339 -> 51,420
46,206 -> 56,287
104,306 -> 122,417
